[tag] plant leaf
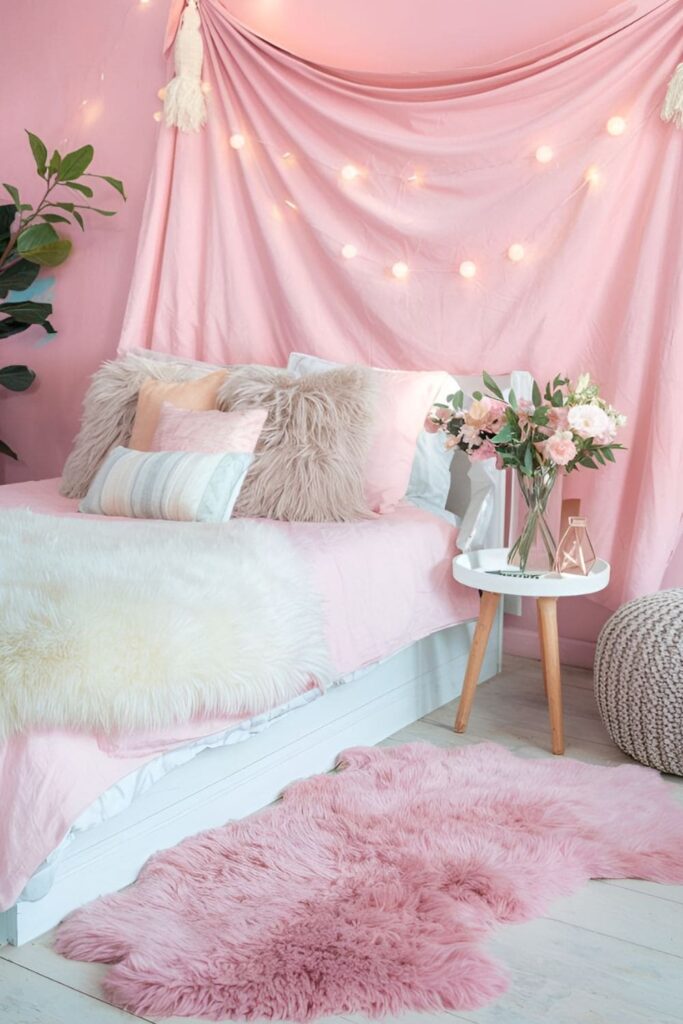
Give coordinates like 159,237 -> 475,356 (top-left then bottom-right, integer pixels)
0,318 -> 31,339
507,388 -> 517,411
472,391 -> 482,401
48,150 -> 62,176
0,438 -> 18,460
482,371 -> 504,401
531,379 -> 542,407
72,209 -> 85,231
523,443 -> 534,476
0,300 -> 52,324
58,144 -> 94,181
0,258 -> 40,296
0,203 -> 16,248
0,364 -> 36,392
40,213 -> 71,225
26,131 -> 48,176
602,447 -> 615,463
3,183 -> 21,209
85,174 -> 127,200
17,224 -> 72,267
50,202 -> 75,213
42,319 -> 57,334
64,181 -> 94,198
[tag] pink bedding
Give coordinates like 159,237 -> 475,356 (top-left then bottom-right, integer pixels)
0,479 -> 477,909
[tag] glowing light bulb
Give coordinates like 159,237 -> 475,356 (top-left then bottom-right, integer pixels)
459,260 -> 477,279
281,151 -> 294,162
341,164 -> 360,181
229,133 -> 246,150
606,116 -> 626,136
584,165 -> 600,185
341,244 -> 358,259
157,87 -> 167,100
153,111 -> 163,122
139,0 -> 150,5
507,244 -> 525,263
405,171 -> 423,185
283,199 -> 297,210
391,261 -> 409,279
535,145 -> 554,164
201,81 -> 211,95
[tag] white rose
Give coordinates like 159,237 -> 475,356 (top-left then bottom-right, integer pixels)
567,404 -> 611,439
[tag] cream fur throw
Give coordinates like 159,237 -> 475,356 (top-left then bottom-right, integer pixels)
61,351 -> 225,499
0,510 -> 331,741
218,365 -> 376,522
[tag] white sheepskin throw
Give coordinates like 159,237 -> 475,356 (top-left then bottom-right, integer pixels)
0,510 -> 331,741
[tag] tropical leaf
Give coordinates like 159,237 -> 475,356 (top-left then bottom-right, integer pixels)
0,438 -> 18,460
17,224 -> 72,267
0,203 -> 16,247
0,258 -> 40,297
0,300 -> 52,324
0,318 -> 31,339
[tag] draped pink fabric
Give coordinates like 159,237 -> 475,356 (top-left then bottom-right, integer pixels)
119,0 -> 683,606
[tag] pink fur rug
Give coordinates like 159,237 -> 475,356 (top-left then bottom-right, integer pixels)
55,742 -> 683,1020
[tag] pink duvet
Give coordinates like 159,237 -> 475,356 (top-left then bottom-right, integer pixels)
0,479 -> 477,909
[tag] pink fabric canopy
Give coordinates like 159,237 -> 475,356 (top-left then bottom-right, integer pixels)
119,0 -> 683,606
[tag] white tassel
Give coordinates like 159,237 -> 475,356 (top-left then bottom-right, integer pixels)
661,62 -> 683,129
163,0 -> 207,133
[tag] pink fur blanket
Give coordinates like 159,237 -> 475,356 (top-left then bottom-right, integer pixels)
56,742 -> 683,1020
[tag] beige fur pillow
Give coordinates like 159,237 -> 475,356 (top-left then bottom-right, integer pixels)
217,365 -> 376,522
61,351 -> 225,498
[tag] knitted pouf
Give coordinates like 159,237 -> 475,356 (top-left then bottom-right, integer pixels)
594,588 -> 683,775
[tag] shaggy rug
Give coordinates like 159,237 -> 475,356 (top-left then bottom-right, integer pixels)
0,509 -> 330,740
55,742 -> 683,1020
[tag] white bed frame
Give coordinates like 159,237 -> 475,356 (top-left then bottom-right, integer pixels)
0,372 -> 519,947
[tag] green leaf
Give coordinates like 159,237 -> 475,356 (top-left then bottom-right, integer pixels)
64,181 -> 94,198
0,204 -> 16,247
602,447 -> 615,463
523,443 -> 534,475
0,364 -> 36,392
0,300 -> 52,324
531,406 -> 549,425
0,438 -> 18,460
40,213 -> 71,225
50,202 -> 75,213
482,371 -> 504,401
507,388 -> 517,411
26,131 -> 48,176
492,425 -> 514,443
3,183 -> 21,209
72,209 -> 85,231
0,318 -> 31,339
48,150 -> 62,176
593,448 -> 605,465
0,258 -> 40,296
42,319 -> 56,334
17,224 -> 72,267
579,456 -> 598,469
85,207 -> 116,216
86,174 -> 127,201
472,390 -> 482,401
531,379 -> 542,407
551,389 -> 564,407
58,144 -> 94,181
452,390 -> 464,410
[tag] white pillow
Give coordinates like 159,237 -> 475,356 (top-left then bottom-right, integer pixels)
287,353 -> 457,523
80,447 -> 253,523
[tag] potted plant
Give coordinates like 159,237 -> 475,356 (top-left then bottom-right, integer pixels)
0,131 -> 125,459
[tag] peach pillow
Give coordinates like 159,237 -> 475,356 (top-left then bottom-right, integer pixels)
128,371 -> 227,451
150,403 -> 267,454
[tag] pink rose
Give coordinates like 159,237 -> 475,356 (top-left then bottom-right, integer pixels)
547,406 -> 569,431
469,439 -> 497,462
424,406 -> 451,433
544,430 -> 577,466
424,416 -> 441,434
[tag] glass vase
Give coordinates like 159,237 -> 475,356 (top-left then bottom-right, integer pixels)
507,467 -> 558,573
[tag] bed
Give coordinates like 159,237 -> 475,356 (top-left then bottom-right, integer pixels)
0,385 -> 512,947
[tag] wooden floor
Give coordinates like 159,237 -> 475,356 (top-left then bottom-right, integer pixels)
2,655 -> 682,1024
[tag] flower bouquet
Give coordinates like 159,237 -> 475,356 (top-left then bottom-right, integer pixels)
426,372 -> 626,571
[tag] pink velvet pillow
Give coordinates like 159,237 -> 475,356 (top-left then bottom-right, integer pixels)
150,403 -> 267,454
287,353 -> 447,513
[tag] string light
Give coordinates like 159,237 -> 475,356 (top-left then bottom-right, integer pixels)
281,151 -> 294,162
535,145 -> 554,164
391,261 -> 409,279
229,133 -> 246,150
459,260 -> 477,279
584,165 -> 601,185
606,116 -> 626,136
201,82 -> 211,95
153,111 -> 163,122
157,87 -> 166,100
507,244 -> 525,263
341,244 -> 358,259
341,164 -> 360,181
283,199 -> 298,210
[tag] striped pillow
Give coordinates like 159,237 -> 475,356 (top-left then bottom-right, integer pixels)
79,446 -> 253,523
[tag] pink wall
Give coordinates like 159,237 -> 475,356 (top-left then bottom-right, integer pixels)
2,0 -> 680,658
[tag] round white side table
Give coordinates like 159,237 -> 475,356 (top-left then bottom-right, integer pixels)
453,548 -> 610,755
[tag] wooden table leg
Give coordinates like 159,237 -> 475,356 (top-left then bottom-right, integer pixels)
454,591 -> 500,733
536,600 -> 548,698
536,596 -> 564,755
